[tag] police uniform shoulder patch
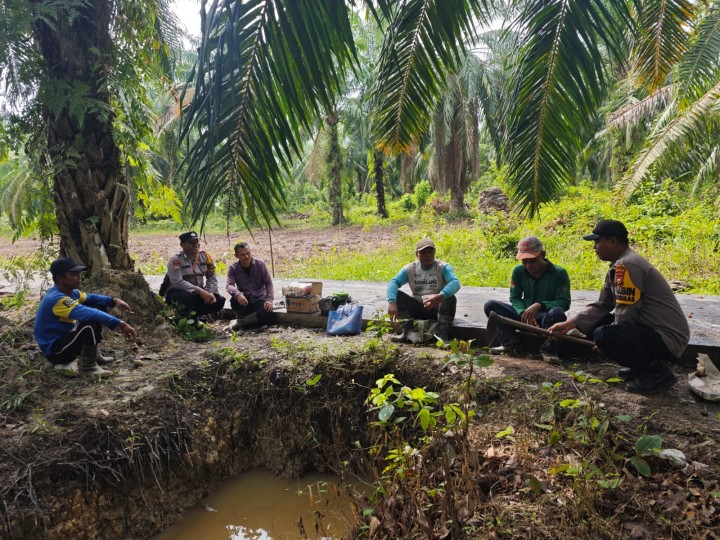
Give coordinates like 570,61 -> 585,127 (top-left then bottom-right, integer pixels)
614,263 -> 641,305
172,259 -> 182,271
204,252 -> 214,264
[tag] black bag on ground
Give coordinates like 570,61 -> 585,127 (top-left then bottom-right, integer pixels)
158,273 -> 171,297
319,293 -> 352,316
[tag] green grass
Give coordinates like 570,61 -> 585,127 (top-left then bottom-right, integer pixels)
284,185 -> 720,294
3,183 -> 718,294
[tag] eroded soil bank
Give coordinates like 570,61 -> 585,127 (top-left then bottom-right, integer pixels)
0,314 -> 719,539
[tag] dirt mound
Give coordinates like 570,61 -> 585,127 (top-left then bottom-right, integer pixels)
84,268 -> 163,324
478,186 -> 510,213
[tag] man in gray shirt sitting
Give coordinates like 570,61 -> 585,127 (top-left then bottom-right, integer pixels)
226,242 -> 275,331
549,220 -> 690,395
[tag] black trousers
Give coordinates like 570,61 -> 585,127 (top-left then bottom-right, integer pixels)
483,300 -> 567,346
47,321 -> 102,365
395,290 -> 456,321
592,320 -> 674,370
230,296 -> 275,325
165,289 -> 225,318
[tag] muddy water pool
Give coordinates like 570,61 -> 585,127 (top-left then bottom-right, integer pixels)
152,469 -> 361,539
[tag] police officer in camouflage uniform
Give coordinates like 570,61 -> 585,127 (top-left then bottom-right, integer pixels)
164,231 -> 225,320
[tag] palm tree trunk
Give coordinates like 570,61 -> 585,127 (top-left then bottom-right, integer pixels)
373,150 -> 388,218
399,147 -> 417,193
432,112 -> 466,212
31,0 -> 132,273
325,111 -> 344,226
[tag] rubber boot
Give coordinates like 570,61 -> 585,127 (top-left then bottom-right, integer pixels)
96,350 -> 115,365
435,315 -> 453,343
54,359 -> 79,377
228,311 -> 261,332
539,339 -> 561,365
389,320 -> 413,343
80,345 -> 113,378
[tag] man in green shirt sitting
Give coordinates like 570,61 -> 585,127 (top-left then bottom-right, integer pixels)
484,236 -> 571,361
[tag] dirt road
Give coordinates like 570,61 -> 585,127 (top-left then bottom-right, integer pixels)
1,225 -> 401,275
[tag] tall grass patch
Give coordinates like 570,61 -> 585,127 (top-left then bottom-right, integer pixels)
285,185 -> 720,294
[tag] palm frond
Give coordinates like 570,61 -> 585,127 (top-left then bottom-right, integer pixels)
504,0 -> 632,216
677,1 -> 720,102
633,0 -> 695,93
0,1 -> 35,108
607,85 -> 674,129
180,0 -> 356,229
691,145 -> 719,195
622,80 -> 720,193
371,0 -> 489,154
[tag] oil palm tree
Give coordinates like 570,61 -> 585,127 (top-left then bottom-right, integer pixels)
181,0 -> 716,226
0,0 -> 180,272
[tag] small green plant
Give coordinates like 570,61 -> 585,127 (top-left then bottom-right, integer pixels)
442,339 -> 492,436
172,313 -> 216,342
366,373 -> 441,431
0,253 -> 50,310
365,311 -> 395,338
564,369 -> 622,385
27,410 -> 61,435
495,425 -> 516,442
629,434 -> 663,477
217,346 -> 256,368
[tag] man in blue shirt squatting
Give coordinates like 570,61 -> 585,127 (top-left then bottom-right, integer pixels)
483,235 -> 571,363
386,239 -> 461,343
34,257 -> 137,379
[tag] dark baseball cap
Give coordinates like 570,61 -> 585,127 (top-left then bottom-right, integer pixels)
50,257 -> 87,277
415,238 -> 436,252
583,220 -> 629,242
179,231 -> 199,243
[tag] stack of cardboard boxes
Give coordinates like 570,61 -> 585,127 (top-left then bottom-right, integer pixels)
283,281 -> 323,314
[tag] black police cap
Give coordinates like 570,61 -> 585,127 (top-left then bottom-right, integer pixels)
582,220 -> 629,242
179,231 -> 199,243
50,257 -> 87,277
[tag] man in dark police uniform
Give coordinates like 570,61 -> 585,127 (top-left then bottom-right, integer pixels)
163,231 -> 225,321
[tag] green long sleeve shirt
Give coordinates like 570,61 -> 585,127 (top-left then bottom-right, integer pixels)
509,261 -> 571,315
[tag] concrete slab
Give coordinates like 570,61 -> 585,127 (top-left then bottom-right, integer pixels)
3,275 -> 719,355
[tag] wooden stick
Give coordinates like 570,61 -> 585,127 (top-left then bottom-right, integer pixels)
268,228 -> 275,278
488,311 -> 595,347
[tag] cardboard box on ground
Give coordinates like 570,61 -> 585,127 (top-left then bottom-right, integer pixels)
284,281 -> 323,314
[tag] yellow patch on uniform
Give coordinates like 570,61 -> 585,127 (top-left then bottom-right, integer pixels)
205,252 -> 216,275
53,296 -> 79,322
614,264 -> 641,305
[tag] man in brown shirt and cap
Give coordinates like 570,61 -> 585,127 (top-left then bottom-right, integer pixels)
549,220 -> 690,394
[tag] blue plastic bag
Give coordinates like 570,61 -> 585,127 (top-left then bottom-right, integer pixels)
326,303 -> 364,336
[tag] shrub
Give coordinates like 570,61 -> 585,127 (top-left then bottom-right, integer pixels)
413,179 -> 434,208
428,199 -> 450,214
